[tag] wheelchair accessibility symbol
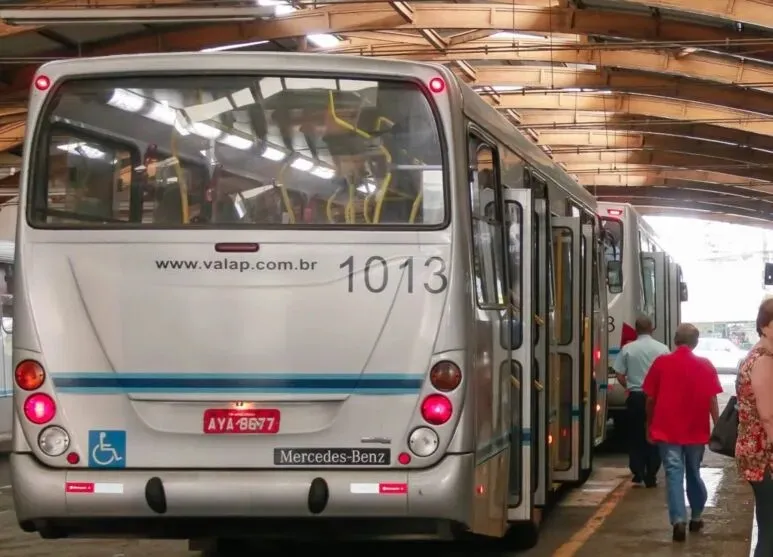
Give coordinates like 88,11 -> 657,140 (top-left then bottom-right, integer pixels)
88,430 -> 126,469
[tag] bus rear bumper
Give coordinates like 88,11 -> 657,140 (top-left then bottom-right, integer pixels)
10,451 -> 475,540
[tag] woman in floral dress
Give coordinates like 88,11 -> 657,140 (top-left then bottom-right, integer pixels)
736,298 -> 773,557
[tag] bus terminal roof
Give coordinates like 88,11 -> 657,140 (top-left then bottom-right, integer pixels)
2,0 -> 773,228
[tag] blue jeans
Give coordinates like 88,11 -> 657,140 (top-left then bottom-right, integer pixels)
658,443 -> 708,525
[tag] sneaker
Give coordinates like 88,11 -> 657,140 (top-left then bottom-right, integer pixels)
689,520 -> 704,532
631,475 -> 643,486
644,476 -> 657,488
673,522 -> 687,542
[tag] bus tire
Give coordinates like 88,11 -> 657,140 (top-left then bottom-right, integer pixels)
201,538 -> 249,557
505,520 -> 540,550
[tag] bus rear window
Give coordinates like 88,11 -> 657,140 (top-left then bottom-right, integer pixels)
29,75 -> 446,228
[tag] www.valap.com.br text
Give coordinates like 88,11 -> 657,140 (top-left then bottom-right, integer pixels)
155,258 -> 319,272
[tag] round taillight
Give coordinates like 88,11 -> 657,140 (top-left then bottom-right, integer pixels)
34,75 -> 51,91
408,426 -> 439,457
66,452 -> 80,465
15,360 -> 46,391
38,425 -> 70,457
428,77 -> 445,94
420,394 -> 453,426
23,393 -> 56,425
429,361 -> 462,392
397,452 -> 411,465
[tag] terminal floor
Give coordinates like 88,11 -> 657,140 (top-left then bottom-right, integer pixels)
0,377 -> 756,557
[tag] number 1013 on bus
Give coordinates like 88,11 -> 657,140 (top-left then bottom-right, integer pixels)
339,255 -> 448,294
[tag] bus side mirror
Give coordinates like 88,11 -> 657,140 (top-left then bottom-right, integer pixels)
765,262 -> 773,286
607,260 -> 623,294
680,281 -> 689,302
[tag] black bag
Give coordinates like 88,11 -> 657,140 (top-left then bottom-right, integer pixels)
709,395 -> 739,457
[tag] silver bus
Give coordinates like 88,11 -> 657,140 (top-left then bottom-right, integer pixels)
10,52 -> 608,549
598,203 -> 687,432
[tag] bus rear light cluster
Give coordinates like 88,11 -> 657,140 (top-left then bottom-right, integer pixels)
15,360 -> 73,460
429,361 -> 462,392
420,394 -> 453,426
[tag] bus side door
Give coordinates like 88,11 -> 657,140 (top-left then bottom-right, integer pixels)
501,188 -> 534,521
593,231 -> 609,447
532,195 -> 551,507
580,223 -> 594,474
551,216 -> 582,482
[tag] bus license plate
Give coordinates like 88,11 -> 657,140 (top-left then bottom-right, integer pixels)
203,408 -> 280,434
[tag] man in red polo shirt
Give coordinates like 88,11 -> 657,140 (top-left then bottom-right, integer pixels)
642,323 -> 722,543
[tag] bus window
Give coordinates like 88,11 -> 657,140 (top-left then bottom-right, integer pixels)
29,76 -> 446,228
499,148 -> 525,188
469,138 -> 506,308
641,256 -> 657,326
504,200 -> 523,348
600,217 -> 623,294
40,127 -> 136,225
553,227 -> 573,345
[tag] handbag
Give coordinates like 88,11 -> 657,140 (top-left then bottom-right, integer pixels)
709,395 -> 738,457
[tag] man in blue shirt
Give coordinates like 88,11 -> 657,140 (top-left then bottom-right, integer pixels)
614,315 -> 670,487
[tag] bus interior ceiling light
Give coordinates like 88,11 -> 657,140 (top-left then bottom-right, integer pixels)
107,89 -> 254,151
106,89 -> 341,179
0,7 -> 276,25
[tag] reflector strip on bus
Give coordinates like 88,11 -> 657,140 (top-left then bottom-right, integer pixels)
52,373 -> 425,395
350,482 -> 408,494
65,482 -> 124,494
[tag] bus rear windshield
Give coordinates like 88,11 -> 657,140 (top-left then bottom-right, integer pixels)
28,75 -> 446,229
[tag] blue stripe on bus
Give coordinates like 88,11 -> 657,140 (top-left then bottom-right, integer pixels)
0,390 -> 11,398
51,373 -> 425,395
609,347 -> 621,355
599,383 -> 608,391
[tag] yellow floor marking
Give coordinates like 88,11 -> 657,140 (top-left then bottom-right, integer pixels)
551,478 -> 633,557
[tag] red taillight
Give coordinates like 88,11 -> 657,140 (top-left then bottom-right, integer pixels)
23,393 -> 56,425
398,452 -> 411,465
66,452 -> 80,465
15,360 -> 46,391
429,361 -> 462,392
594,347 -> 601,364
420,394 -> 453,425
34,75 -> 51,91
428,77 -> 446,94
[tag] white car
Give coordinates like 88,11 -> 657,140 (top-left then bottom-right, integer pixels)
694,337 -> 748,374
